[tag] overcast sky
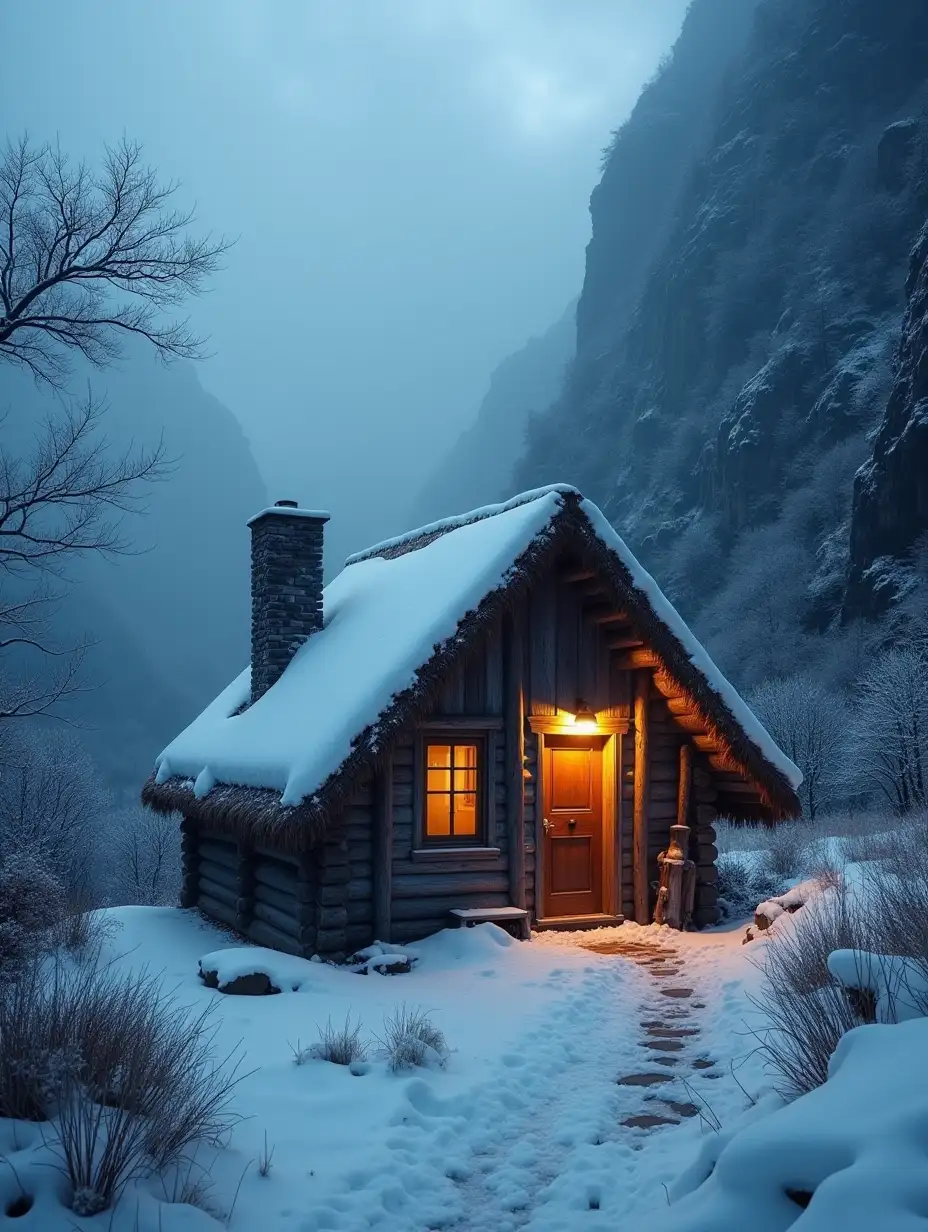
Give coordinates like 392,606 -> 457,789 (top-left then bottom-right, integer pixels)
3,2 -> 689,557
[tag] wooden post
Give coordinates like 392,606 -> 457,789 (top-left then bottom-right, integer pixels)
505,611 -> 527,911
654,824 -> 696,930
677,742 -> 693,828
633,669 -> 650,924
373,761 -> 394,944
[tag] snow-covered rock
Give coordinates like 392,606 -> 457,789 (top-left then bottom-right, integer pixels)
658,1017 -> 928,1232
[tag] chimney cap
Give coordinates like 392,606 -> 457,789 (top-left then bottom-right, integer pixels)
247,503 -> 331,527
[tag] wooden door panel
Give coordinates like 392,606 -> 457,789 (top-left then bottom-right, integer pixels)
550,836 -> 593,893
549,748 -> 593,811
543,738 -> 603,918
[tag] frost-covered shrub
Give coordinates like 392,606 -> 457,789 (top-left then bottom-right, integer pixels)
716,853 -> 781,920
764,824 -> 809,880
376,1006 -> 448,1072
0,851 -> 65,975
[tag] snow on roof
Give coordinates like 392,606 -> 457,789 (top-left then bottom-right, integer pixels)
156,487 -> 566,807
154,485 -> 801,808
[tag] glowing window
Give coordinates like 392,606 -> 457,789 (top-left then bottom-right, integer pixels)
424,739 -> 483,842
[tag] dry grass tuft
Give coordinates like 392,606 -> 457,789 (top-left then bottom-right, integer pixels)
295,1014 -> 368,1067
0,955 -> 245,1212
376,1005 -> 448,1072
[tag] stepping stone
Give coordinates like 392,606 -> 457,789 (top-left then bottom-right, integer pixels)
650,968 -> 684,978
645,1027 -> 699,1039
660,988 -> 694,999
692,1059 -> 715,1070
622,1114 -> 679,1129
643,1039 -> 685,1052
650,1098 -> 700,1119
655,1057 -> 679,1067
617,1072 -> 673,1087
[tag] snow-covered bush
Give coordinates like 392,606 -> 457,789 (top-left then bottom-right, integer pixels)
0,850 -> 64,976
658,1018 -> 928,1232
0,727 -> 109,895
303,1015 -> 368,1066
716,852 -> 781,920
846,643 -> 928,813
764,823 -> 810,880
376,1006 -> 449,1072
109,805 -> 181,906
749,674 -> 848,819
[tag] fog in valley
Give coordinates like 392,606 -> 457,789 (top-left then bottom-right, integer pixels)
3,1 -> 690,562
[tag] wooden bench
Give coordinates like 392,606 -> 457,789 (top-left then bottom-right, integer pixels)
449,907 -> 531,941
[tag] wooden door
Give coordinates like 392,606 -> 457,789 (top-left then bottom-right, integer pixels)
542,737 -> 603,918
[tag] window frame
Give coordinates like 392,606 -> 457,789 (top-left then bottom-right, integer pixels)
416,731 -> 488,849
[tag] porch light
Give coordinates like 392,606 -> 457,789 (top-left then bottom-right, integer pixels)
572,700 -> 598,734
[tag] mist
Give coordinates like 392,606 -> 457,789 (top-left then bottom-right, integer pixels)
1,0 -> 689,563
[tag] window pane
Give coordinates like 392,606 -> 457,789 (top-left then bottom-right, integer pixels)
427,744 -> 451,768
454,793 -> 477,835
454,768 -> 477,792
454,743 -> 477,768
426,792 -> 451,836
427,768 -> 451,793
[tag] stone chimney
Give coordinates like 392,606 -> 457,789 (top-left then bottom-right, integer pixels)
248,500 -> 330,702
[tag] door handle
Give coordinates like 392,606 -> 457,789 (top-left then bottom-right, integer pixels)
543,817 -> 554,834
567,818 -> 577,830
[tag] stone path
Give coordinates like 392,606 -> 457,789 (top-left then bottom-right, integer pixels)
577,936 -> 718,1133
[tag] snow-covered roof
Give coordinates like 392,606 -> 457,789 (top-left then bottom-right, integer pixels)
147,485 -> 801,838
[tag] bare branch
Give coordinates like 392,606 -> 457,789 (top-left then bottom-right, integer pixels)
0,135 -> 232,386
0,389 -> 170,576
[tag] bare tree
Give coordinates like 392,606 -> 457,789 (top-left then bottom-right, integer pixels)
750,673 -> 848,820
0,136 -> 229,387
0,135 -> 227,717
110,806 -> 181,906
0,393 -> 167,718
846,644 -> 928,814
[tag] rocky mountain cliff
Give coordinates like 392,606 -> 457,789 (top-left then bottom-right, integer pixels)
512,0 -> 928,686
847,217 -> 928,616
0,350 -> 266,789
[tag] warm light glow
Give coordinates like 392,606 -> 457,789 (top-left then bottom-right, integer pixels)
425,740 -> 479,838
559,701 -> 599,734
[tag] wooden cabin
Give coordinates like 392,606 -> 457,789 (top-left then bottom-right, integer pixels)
142,486 -> 801,959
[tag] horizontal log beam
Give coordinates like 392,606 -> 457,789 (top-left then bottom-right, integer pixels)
613,649 -> 662,671
606,635 -> 644,650
692,734 -> 722,753
245,918 -> 304,956
591,610 -> 631,625
392,872 -> 510,898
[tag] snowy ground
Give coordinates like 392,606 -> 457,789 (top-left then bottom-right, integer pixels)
1,909 -> 777,1231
